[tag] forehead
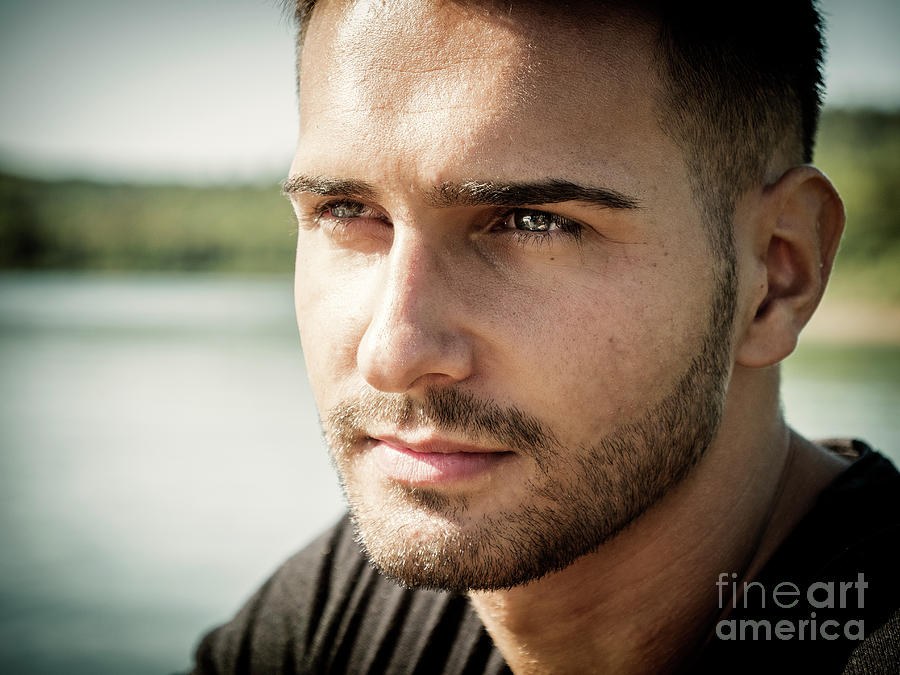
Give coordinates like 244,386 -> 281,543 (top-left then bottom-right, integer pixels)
296,0 -> 674,190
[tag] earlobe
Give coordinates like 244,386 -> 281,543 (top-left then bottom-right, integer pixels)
736,166 -> 845,368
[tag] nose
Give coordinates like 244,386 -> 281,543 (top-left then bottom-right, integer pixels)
356,231 -> 475,393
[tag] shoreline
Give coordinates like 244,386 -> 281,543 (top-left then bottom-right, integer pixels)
801,298 -> 900,345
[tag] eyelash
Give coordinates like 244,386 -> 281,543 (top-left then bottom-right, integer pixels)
310,200 -> 583,248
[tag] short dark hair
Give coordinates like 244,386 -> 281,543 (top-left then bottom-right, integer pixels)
653,2 -> 825,258
282,0 -> 825,258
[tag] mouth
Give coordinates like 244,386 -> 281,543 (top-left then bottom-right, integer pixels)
368,435 -> 516,485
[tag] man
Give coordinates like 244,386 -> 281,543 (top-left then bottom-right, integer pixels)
192,0 -> 900,672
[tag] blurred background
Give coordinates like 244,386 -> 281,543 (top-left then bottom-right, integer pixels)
0,0 -> 898,672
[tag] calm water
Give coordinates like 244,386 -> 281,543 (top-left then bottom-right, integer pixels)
1,273 -> 898,674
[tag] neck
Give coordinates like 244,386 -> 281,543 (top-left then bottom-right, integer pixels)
468,366 -> 850,674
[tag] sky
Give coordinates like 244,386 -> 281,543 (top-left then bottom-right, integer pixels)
0,0 -> 898,184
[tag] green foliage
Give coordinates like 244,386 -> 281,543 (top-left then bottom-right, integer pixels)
0,108 -> 898,298
814,109 -> 900,302
0,174 -> 297,274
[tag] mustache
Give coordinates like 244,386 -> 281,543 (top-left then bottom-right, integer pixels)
323,387 -> 561,466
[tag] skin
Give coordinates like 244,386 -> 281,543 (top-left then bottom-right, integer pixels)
287,1 -> 848,671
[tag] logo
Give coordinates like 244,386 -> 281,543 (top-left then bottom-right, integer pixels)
714,572 -> 867,641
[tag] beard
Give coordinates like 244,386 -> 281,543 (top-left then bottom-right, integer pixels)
321,262 -> 737,594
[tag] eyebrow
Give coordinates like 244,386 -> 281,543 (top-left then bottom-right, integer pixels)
428,180 -> 640,210
282,174 -> 378,201
282,174 -> 640,210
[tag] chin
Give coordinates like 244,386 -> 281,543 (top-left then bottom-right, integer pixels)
340,472 -> 635,593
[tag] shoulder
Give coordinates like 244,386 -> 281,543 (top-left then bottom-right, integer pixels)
696,442 -> 900,673
190,516 -> 506,675
772,442 -> 900,587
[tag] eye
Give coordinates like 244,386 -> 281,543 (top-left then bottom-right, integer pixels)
320,200 -> 381,220
311,199 -> 391,247
496,209 -> 582,240
510,211 -> 555,232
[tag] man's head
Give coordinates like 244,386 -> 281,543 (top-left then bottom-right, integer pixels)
283,0 -> 841,592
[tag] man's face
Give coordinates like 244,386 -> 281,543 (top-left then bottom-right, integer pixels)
289,0 -> 736,591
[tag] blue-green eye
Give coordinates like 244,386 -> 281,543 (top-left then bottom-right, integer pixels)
326,201 -> 373,219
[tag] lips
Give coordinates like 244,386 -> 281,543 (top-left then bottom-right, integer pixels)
370,436 -> 514,485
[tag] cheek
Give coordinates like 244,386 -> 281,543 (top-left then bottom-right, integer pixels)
294,239 -> 374,408
499,260 -> 712,436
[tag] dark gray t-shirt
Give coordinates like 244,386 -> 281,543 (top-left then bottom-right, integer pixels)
191,442 -> 900,674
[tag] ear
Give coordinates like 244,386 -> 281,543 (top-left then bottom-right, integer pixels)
735,166 -> 845,368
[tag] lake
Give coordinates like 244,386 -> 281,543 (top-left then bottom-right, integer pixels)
1,273 -> 897,674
